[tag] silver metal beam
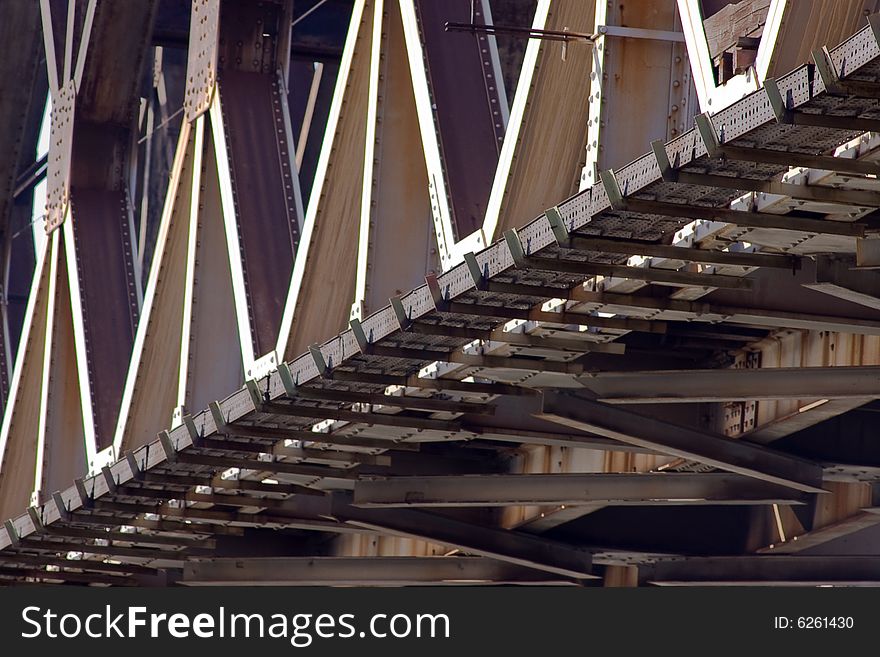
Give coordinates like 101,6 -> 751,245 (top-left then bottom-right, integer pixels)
596,25 -> 685,43
578,366 -> 880,403
352,472 -> 807,507
183,556 -> 574,586
538,392 -> 826,493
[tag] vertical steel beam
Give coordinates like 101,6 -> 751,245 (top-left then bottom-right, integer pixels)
582,0 -> 696,189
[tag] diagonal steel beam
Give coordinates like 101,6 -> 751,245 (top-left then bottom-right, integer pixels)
332,493 -> 596,579
538,391 -> 826,493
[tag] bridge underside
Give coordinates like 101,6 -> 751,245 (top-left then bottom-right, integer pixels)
2,0 -> 880,587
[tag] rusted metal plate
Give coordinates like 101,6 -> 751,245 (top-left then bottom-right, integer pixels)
45,79 -> 75,234
74,0 -> 157,125
184,0 -> 220,122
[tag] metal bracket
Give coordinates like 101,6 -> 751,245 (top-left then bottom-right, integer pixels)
182,414 -> 204,446
4,520 -> 20,547
811,47 -> 840,92
868,12 -> 880,44
762,78 -> 790,123
651,140 -> 677,182
276,362 -> 299,398
599,170 -> 627,210
244,379 -> 267,412
158,430 -> 178,462
544,207 -> 571,247
390,296 -> 413,331
694,113 -> 722,158
349,318 -> 371,354
208,400 -> 229,432
425,274 -> 447,310
100,466 -> 118,494
51,492 -> 71,522
26,507 -> 45,533
74,478 -> 93,508
463,252 -> 487,290
308,345 -> 331,378
503,229 -> 527,266
125,451 -> 142,479
596,25 -> 685,43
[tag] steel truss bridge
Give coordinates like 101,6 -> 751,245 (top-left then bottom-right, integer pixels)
2,0 -> 880,586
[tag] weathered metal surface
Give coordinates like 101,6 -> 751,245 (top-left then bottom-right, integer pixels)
353,472 -> 806,507
485,0 -> 594,239
183,556 -> 573,586
0,246 -> 51,519
35,232 -> 87,501
114,124 -> 195,453
215,73 -> 300,358
45,80 -> 75,233
67,191 -> 138,449
413,0 -> 503,240
184,0 -> 220,122
353,0 -> 435,320
278,0 -> 372,359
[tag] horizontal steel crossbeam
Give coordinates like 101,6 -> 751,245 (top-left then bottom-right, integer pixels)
352,472 -> 807,507
579,366 -> 880,403
183,556 -> 573,586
